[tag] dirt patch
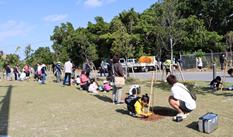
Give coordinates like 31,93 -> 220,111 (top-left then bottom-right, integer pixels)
140,109 -> 171,122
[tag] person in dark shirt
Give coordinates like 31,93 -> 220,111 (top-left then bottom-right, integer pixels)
5,64 -> 11,81
13,65 -> 19,81
210,76 -> 222,90
41,64 -> 47,85
56,62 -> 63,83
110,54 -> 126,105
220,53 -> 227,70
178,59 -> 183,70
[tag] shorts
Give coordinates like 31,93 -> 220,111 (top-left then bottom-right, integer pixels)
226,86 -> 233,90
127,104 -> 134,112
179,100 -> 192,113
166,69 -> 170,73
198,66 -> 202,69
210,85 -> 220,90
7,73 -> 11,78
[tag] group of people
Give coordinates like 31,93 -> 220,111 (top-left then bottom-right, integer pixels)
5,64 -> 33,82
5,53 -> 233,120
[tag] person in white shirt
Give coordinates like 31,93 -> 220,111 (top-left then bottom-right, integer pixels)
20,71 -> 26,81
61,58 -> 72,87
197,56 -> 203,71
167,75 -> 196,120
76,75 -> 80,85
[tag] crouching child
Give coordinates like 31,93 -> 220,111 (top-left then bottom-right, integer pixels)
210,76 -> 222,90
125,94 -> 149,117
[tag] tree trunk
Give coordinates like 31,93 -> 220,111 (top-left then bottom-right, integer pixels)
170,38 -> 174,75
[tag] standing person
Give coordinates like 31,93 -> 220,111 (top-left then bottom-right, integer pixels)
13,65 -> 19,81
107,59 -> 112,77
34,64 -> 38,81
178,59 -> 183,70
5,64 -> 11,82
41,64 -> 47,85
71,63 -> 76,78
197,56 -> 203,71
56,62 -> 63,83
110,54 -> 126,105
164,59 -> 171,79
100,60 -> 106,77
220,53 -> 227,70
37,63 -> 42,82
82,59 -> 91,78
167,75 -> 196,120
61,58 -> 72,87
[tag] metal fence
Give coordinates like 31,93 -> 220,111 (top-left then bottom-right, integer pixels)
180,52 -> 233,69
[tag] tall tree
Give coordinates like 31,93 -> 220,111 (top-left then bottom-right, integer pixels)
157,0 -> 186,61
24,44 -> 34,65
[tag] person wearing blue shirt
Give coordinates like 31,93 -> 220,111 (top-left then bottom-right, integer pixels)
56,62 -> 63,83
178,59 -> 183,70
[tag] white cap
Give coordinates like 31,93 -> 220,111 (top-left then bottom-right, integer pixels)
103,80 -> 108,84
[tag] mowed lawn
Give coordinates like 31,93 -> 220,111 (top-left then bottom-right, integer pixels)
0,76 -> 233,137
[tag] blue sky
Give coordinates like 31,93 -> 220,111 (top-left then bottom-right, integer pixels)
0,0 -> 157,60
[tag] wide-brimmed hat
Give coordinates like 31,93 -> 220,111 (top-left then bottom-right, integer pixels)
103,80 -> 108,84
42,64 -> 46,67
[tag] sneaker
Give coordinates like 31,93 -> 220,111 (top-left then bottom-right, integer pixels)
116,102 -> 124,105
185,113 -> 189,116
132,113 -> 138,117
112,101 -> 117,104
60,84 -> 65,87
129,111 -> 133,116
173,113 -> 187,120
103,91 -> 106,93
93,91 -> 98,94
80,87 -> 83,90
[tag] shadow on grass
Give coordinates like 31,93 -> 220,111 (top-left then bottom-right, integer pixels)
93,95 -> 113,103
0,85 -> 14,135
186,122 -> 198,131
115,109 -> 129,115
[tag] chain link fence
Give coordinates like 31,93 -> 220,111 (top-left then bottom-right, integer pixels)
180,52 -> 233,69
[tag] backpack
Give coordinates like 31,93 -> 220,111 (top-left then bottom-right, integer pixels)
85,64 -> 90,73
125,95 -> 141,107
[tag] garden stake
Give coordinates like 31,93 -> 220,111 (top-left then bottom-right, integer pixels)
221,62 -> 228,91
148,71 -> 155,113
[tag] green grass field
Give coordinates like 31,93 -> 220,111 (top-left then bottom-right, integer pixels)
0,76 -> 233,137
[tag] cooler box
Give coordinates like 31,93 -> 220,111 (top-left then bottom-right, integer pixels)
198,112 -> 218,134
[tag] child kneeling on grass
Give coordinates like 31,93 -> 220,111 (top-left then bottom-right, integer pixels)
210,76 -> 222,90
126,94 -> 149,117
102,80 -> 111,92
88,79 -> 98,93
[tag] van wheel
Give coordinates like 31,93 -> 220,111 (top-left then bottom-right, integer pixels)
144,67 -> 148,72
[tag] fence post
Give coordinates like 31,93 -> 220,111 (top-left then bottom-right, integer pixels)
195,50 -> 197,69
210,49 -> 213,62
213,63 -> 216,79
